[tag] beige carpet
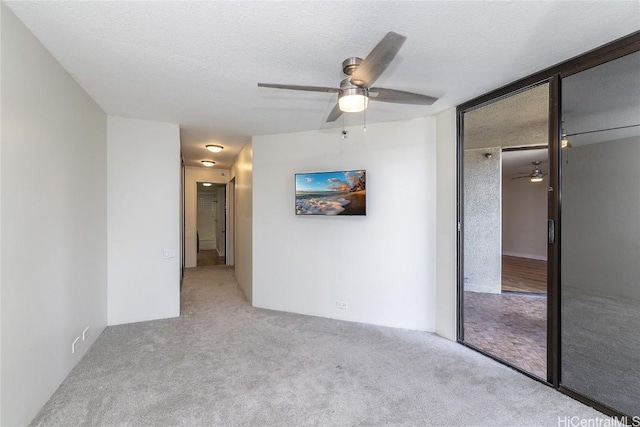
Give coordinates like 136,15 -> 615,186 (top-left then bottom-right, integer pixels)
31,266 -> 604,426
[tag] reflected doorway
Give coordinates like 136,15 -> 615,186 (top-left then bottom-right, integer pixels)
502,147 -> 549,296
460,83 -> 550,380
196,182 -> 226,266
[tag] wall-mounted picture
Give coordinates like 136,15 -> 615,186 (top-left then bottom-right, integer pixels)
295,170 -> 366,216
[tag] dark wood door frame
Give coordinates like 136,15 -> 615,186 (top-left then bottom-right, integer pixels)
456,30 -> 640,420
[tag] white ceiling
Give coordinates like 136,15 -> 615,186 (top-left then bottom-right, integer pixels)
6,1 -> 640,169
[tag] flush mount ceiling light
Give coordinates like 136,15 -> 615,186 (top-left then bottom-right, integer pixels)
206,144 -> 224,153
202,182 -> 213,187
201,160 -> 215,167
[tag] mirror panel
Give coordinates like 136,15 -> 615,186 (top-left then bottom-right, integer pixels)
462,84 -> 549,379
560,50 -> 640,416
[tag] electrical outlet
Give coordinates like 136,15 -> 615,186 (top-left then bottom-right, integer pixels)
82,327 -> 89,341
336,301 -> 348,310
72,337 -> 80,354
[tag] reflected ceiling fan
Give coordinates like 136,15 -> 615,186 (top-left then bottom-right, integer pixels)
257,32 -> 438,122
513,161 -> 547,182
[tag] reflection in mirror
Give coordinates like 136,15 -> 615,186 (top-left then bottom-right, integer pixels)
561,50 -> 640,417
462,83 -> 549,379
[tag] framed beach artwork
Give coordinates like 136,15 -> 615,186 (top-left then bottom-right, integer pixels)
295,170 -> 366,216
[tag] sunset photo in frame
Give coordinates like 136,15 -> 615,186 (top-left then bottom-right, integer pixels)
295,170 -> 366,216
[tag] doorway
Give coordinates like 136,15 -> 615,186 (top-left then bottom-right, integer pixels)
459,83 -> 550,380
501,147 -> 548,295
196,182 -> 226,266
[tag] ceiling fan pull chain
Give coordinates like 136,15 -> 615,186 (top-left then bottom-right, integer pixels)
363,107 -> 367,133
341,115 -> 346,140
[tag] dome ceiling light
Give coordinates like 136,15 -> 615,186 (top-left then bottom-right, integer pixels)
206,144 -> 224,153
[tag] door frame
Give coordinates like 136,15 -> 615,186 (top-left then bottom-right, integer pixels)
456,30 -> 640,419
456,78 -> 556,386
226,177 -> 236,266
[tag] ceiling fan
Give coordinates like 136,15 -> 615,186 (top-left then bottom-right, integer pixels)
513,161 -> 548,182
257,32 -> 438,122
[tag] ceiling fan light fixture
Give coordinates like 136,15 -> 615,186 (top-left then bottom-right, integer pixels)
338,78 -> 368,113
530,174 -> 544,182
561,129 -> 569,148
206,144 -> 224,153
338,88 -> 369,113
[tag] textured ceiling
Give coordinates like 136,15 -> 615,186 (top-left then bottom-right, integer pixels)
464,84 -> 549,150
6,1 -> 640,168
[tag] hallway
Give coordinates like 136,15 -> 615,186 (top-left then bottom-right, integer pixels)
32,267 -> 601,426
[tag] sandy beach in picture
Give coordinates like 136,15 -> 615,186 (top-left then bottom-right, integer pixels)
295,170 -> 366,216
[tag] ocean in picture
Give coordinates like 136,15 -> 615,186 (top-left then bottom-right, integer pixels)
295,170 -> 366,216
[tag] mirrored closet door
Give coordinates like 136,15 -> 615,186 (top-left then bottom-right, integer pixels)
560,50 -> 640,417
460,83 -> 551,380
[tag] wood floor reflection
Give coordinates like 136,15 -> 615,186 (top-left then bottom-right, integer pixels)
502,255 -> 547,293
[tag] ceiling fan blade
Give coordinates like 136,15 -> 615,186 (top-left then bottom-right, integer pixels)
512,176 -> 530,180
350,32 -> 407,87
258,83 -> 340,93
369,87 -> 438,105
326,103 -> 343,122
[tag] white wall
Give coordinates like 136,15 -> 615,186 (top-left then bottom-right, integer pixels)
230,143 -> 253,303
1,5 -> 107,425
435,108 -> 458,340
184,167 -> 229,267
107,116 -> 180,325
252,118 -> 437,331
463,148 -> 502,294
502,174 -> 548,260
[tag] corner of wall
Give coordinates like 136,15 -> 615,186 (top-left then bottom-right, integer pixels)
435,108 -> 458,341
230,141 -> 253,304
